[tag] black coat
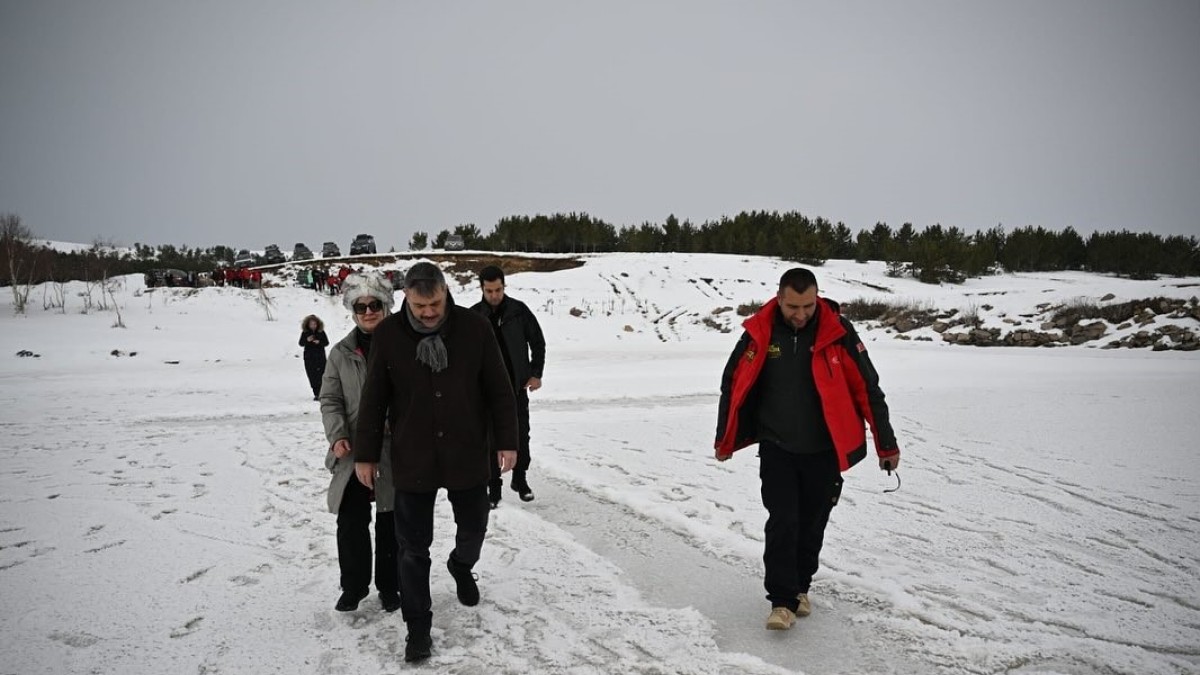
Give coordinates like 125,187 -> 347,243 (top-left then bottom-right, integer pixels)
470,295 -> 546,386
299,329 -> 329,362
353,298 -> 519,493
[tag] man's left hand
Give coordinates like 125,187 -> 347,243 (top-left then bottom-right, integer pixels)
880,453 -> 901,471
497,450 -> 518,473
526,377 -> 542,392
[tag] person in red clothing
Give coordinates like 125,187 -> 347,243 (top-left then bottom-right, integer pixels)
714,267 -> 900,632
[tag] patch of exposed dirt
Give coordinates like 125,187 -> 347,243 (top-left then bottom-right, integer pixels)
291,252 -> 585,286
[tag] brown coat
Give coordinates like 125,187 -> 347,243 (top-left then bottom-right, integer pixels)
353,298 -> 518,493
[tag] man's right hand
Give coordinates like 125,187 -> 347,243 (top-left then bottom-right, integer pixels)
355,462 -> 378,490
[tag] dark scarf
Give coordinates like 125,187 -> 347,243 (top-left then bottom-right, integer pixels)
487,296 -> 508,325
355,328 -> 373,358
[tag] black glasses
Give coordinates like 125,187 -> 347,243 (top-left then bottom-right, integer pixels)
352,300 -> 384,315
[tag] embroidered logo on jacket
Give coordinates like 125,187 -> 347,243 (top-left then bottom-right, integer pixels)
766,344 -> 782,359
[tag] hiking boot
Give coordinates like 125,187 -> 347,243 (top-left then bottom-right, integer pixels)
380,590 -> 400,613
766,606 -> 795,630
446,554 -> 480,606
488,481 -> 502,509
334,588 -> 368,612
796,593 -> 811,617
511,474 -> 535,502
404,629 -> 432,663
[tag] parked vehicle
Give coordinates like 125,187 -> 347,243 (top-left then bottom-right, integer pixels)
350,233 -> 377,255
233,249 -> 256,268
321,241 -> 341,257
444,234 -> 465,251
143,269 -> 192,287
293,243 -> 313,261
262,244 -> 286,265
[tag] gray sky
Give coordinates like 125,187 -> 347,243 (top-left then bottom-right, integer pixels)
2,0 -> 1198,252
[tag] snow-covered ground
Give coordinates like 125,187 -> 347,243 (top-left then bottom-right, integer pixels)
2,253 -> 1198,674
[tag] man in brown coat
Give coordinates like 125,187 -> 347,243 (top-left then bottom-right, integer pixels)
353,262 -> 518,664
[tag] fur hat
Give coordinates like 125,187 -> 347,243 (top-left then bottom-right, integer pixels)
341,272 -> 395,313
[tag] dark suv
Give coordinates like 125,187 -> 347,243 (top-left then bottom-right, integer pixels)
292,243 -> 313,261
321,241 -> 341,257
233,249 -> 255,268
262,244 -> 286,265
350,234 -> 376,255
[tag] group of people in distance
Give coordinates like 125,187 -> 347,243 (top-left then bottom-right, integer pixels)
298,262 -> 899,663
296,265 -> 357,295
212,266 -> 262,288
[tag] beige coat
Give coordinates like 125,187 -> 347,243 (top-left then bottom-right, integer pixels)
319,329 -> 394,513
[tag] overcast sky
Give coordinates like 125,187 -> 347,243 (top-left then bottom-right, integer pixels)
2,0 -> 1197,252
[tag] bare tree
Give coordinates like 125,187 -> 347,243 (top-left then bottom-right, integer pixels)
105,273 -> 125,328
2,213 -> 42,314
257,286 -> 276,321
43,277 -> 67,313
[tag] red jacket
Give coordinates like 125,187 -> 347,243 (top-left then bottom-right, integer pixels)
715,297 -> 899,472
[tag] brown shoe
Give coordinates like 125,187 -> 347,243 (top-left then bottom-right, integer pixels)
766,606 -> 795,630
796,593 -> 812,617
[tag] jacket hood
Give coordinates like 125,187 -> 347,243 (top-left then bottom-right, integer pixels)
301,314 -> 325,331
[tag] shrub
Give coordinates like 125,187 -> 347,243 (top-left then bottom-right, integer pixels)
737,300 -> 763,316
1051,296 -> 1187,325
840,299 -> 892,321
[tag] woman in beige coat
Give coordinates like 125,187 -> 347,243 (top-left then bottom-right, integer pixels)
319,272 -> 399,612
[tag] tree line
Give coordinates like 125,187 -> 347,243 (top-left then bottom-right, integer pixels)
1,214 -> 245,302
412,211 -> 1199,281
4,210 -> 1198,297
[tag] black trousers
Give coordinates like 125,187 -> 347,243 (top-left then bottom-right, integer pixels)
337,474 -> 398,595
491,387 -> 531,484
304,357 -> 325,398
392,485 -> 490,625
759,442 -> 843,610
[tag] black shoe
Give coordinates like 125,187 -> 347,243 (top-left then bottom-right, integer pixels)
488,481 -> 502,509
335,588 -> 369,612
379,590 -> 400,613
404,631 -> 432,663
446,555 -> 480,606
511,476 -> 535,502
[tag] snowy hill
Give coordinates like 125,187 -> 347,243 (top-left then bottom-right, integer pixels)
2,253 -> 1199,674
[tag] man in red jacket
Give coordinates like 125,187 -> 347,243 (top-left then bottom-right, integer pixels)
714,267 -> 900,631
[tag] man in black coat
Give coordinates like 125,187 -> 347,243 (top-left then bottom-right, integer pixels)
354,262 -> 518,663
470,265 -> 547,508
